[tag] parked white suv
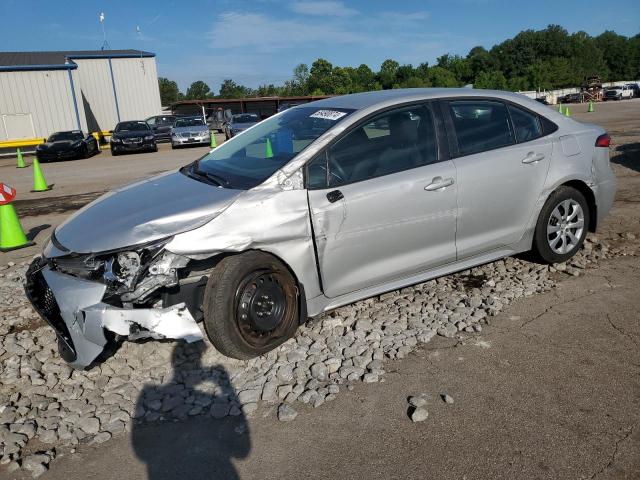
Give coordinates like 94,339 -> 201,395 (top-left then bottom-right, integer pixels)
603,84 -> 634,101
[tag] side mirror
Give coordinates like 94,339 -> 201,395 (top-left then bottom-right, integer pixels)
108,130 -> 114,134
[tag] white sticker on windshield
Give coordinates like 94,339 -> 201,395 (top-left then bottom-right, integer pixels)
309,110 -> 347,121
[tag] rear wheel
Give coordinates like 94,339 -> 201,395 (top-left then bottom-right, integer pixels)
203,251 -> 300,359
533,186 -> 589,264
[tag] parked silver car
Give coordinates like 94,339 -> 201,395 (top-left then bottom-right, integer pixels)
170,117 -> 211,149
25,89 -> 616,368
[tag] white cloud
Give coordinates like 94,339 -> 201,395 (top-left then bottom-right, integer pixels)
209,12 -> 365,50
380,11 -> 430,23
289,1 -> 357,17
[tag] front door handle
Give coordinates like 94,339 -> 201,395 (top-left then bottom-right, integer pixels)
326,189 -> 344,203
424,176 -> 455,191
522,152 -> 545,164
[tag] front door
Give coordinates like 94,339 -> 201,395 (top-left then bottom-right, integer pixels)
306,104 -> 458,298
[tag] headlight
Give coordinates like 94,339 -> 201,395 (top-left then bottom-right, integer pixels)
72,140 -> 83,147
104,251 -> 142,289
144,135 -> 154,141
111,137 -> 121,143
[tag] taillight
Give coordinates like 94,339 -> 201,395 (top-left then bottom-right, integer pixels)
595,133 -> 611,147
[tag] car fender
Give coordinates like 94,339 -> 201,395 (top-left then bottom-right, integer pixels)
165,185 -> 323,303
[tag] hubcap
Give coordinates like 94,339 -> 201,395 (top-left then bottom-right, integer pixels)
547,199 -> 585,254
237,271 -> 287,338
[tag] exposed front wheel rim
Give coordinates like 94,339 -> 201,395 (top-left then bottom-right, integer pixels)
234,269 -> 295,349
547,199 -> 585,254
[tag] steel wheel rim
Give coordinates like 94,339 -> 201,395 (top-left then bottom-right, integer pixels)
547,199 -> 585,254
235,269 -> 292,348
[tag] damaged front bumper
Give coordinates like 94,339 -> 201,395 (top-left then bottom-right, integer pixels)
25,258 -> 204,369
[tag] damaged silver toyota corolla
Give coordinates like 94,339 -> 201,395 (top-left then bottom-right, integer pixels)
25,89 -> 616,368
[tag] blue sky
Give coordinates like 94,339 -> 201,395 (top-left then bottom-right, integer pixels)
1,0 -> 638,93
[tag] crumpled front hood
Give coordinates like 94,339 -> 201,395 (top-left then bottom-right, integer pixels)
54,171 -> 244,254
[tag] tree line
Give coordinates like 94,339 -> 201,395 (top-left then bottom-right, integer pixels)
158,25 -> 640,105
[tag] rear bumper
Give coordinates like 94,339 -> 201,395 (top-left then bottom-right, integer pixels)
594,178 -> 616,226
24,258 -> 204,369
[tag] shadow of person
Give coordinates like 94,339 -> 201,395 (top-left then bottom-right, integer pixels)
132,341 -> 251,480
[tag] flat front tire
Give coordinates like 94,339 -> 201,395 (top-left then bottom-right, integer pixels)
203,251 -> 300,359
533,186 -> 590,264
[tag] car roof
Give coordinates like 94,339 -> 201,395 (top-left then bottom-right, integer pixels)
304,88 -> 537,111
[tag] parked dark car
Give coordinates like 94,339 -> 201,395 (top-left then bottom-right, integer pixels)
36,130 -> 100,162
535,97 -> 550,105
145,115 -> 180,142
559,93 -> 581,104
110,121 -> 157,156
224,113 -> 260,140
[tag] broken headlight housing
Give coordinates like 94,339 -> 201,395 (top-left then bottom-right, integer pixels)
45,236 -> 182,302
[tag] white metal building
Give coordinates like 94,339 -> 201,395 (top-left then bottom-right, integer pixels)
0,50 -> 161,141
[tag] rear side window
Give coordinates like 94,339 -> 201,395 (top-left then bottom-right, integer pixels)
449,101 -> 514,156
508,105 -> 542,143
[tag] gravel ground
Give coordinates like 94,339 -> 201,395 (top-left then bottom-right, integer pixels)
1,231 -> 636,476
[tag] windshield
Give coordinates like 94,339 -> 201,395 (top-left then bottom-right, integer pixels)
115,121 -> 150,132
48,132 -> 83,142
233,114 -> 259,123
175,118 -> 205,127
191,106 -> 354,189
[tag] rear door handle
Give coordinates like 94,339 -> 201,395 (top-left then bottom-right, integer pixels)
424,176 -> 455,191
522,152 -> 545,164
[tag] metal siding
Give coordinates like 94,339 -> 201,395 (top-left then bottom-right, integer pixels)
73,58 -> 119,131
110,57 -> 161,121
0,69 -> 78,141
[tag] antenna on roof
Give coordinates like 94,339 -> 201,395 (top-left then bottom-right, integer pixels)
99,12 -> 110,50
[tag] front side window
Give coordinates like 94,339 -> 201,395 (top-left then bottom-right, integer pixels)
320,105 -> 438,188
508,105 -> 542,143
449,100 -> 514,156
194,107 -> 354,189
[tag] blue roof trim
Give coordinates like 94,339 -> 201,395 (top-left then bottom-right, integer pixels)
69,52 -> 155,59
0,64 -> 77,72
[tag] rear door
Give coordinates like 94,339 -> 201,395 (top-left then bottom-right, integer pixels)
307,103 -> 458,298
444,99 -> 552,259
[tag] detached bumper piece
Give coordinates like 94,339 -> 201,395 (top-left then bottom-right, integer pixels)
24,258 -> 204,369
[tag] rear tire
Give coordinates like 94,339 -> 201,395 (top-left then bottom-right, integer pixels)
203,251 -> 300,359
532,186 -> 590,264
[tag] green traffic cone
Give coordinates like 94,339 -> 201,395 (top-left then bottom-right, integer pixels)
210,132 -> 217,148
588,102 -> 594,113
265,138 -> 273,158
16,148 -> 26,168
31,159 -> 50,192
557,103 -> 562,113
565,106 -> 571,117
0,203 -> 34,252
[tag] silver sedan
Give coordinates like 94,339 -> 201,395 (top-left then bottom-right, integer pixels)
25,89 -> 616,368
170,117 -> 211,148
